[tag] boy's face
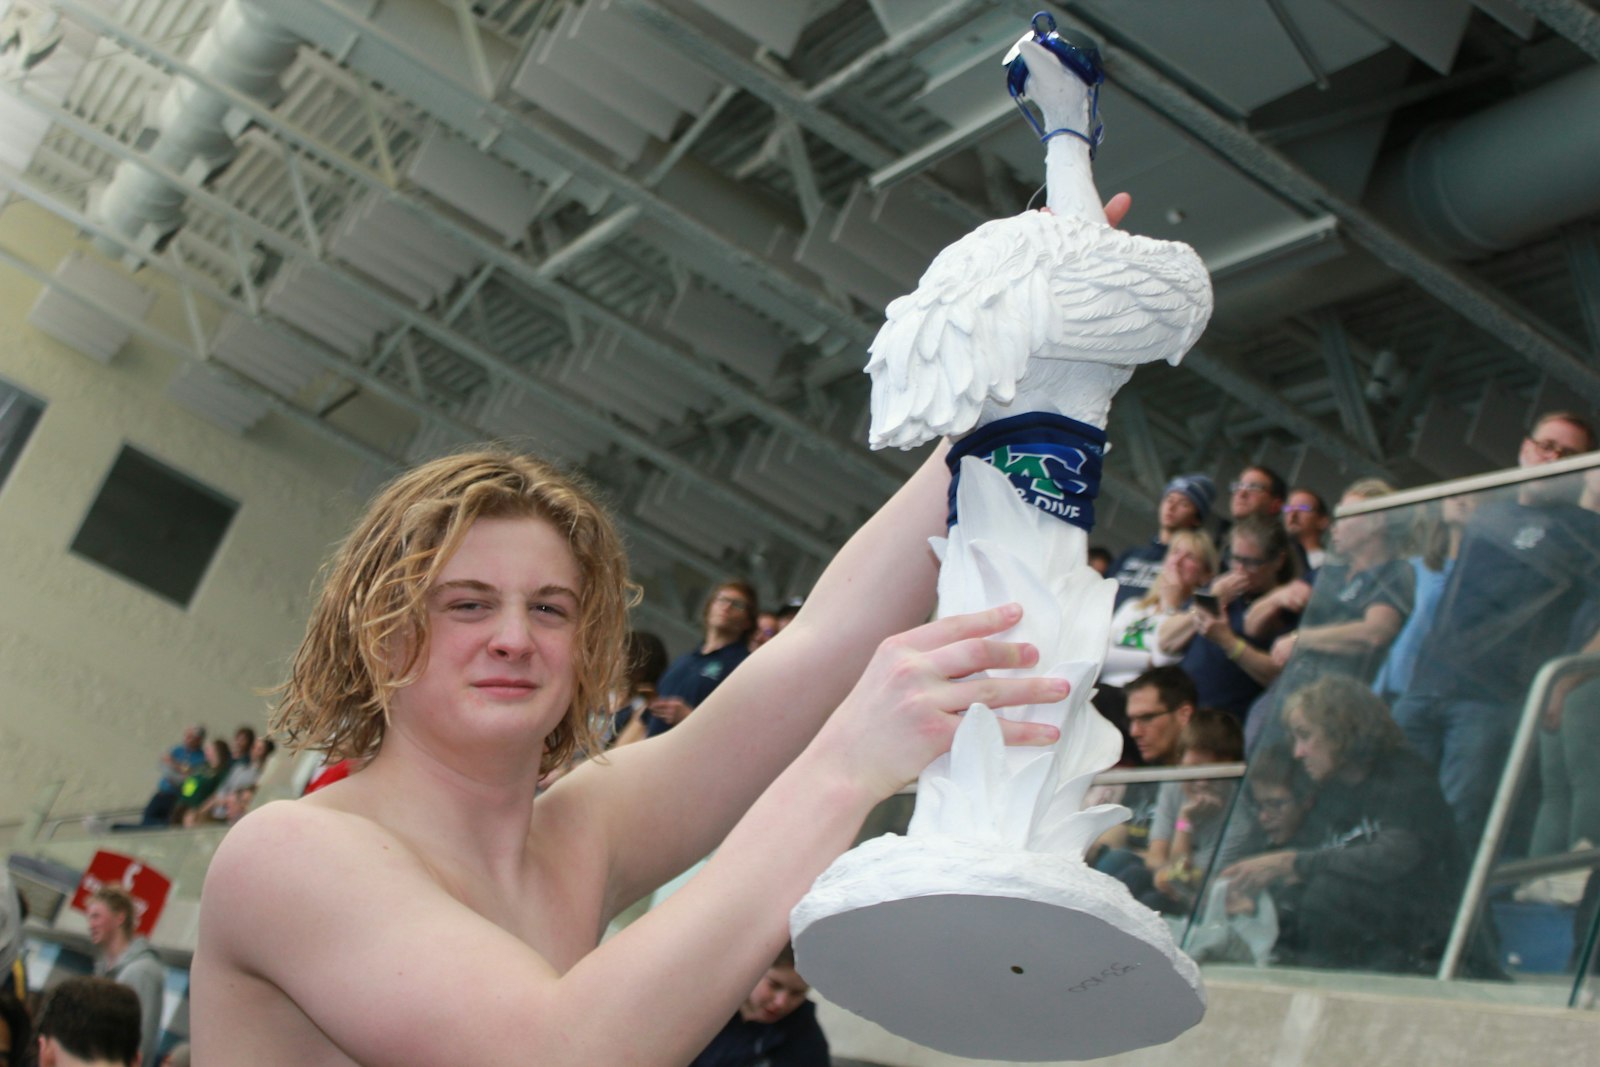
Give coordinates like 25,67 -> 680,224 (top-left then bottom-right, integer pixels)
388,517 -> 581,757
1251,782 -> 1303,845
1179,749 -> 1226,804
740,964 -> 810,1025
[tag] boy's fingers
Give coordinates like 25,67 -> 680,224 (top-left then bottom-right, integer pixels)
892,604 -> 1023,654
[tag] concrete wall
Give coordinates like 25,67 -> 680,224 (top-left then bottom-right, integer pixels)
819,974 -> 1600,1066
0,202 -> 369,821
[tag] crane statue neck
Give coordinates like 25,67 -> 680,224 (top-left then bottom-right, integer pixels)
1044,127 -> 1105,223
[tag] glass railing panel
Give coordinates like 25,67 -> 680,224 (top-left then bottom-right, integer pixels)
1192,456 -> 1600,998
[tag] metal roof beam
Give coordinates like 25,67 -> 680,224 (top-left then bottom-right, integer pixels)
1510,0 -> 1600,64
0,85 -> 836,562
249,0 -> 877,347
46,0 -> 910,497
1311,311 -> 1384,457
1183,346 -> 1391,477
1040,0 -> 1600,408
614,0 -> 985,228
0,192 -> 737,590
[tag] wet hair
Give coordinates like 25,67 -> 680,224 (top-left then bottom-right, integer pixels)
1285,675 -> 1405,774
702,578 -> 759,641
1177,708 -> 1243,763
773,942 -> 796,969
1533,410 -> 1596,451
1230,514 -> 1297,585
89,886 -> 138,936
273,449 -> 637,775
36,977 -> 141,1066
1125,665 -> 1197,713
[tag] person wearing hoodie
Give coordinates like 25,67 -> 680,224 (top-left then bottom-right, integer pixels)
86,886 -> 164,1067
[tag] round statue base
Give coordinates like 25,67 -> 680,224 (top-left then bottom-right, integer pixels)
791,835 -> 1205,1062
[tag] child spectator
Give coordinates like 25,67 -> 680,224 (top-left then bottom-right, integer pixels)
688,944 -> 828,1067
1117,709 -> 1247,914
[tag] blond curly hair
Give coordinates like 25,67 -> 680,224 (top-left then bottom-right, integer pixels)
273,449 -> 637,774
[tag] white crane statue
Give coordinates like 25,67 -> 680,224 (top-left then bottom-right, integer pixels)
791,14 -> 1213,1061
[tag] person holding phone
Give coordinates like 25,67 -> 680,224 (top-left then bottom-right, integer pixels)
1158,516 -> 1298,723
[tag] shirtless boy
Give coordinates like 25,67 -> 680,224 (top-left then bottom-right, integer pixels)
189,444 -> 1072,1065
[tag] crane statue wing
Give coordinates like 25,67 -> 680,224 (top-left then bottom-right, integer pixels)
866,212 -> 1212,450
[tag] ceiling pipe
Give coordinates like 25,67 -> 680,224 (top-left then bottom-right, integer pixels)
1365,65 -> 1600,259
88,0 -> 299,263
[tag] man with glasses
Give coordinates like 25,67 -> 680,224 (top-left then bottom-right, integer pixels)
1281,488 -> 1329,572
645,579 -> 761,736
1089,667 -> 1196,874
1392,411 -> 1600,851
1229,466 -> 1287,525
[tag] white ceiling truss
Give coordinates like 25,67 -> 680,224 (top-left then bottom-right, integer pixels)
2,0 -> 1598,640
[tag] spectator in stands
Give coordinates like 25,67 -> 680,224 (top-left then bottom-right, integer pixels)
1105,532 -> 1218,690
1242,744 -> 1314,852
0,868 -> 22,1005
1223,676 -> 1463,974
1116,709 -> 1247,914
688,943 -> 828,1067
1229,465 -> 1286,521
1087,545 -> 1114,577
228,726 -> 256,769
160,1043 -> 191,1067
0,985 -> 30,1067
750,611 -> 780,650
1282,488 -> 1330,573
644,579 -> 759,737
1100,532 -> 1216,760
774,597 -> 803,634
1373,493 -> 1479,704
170,739 -> 233,825
34,976 -> 141,1067
1091,667 -> 1197,872
85,887 -> 163,1067
1245,479 -> 1413,750
1531,471 -> 1600,859
1109,474 -> 1215,607
1158,516 -> 1297,722
1392,411 -> 1600,850
137,726 -> 207,827
187,738 -> 276,826
607,631 -> 671,749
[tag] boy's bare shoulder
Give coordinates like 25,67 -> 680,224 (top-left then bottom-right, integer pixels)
202,799 -> 434,954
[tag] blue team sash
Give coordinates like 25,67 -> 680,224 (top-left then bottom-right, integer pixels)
945,411 -> 1106,533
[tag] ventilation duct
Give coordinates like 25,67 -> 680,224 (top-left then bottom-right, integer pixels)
88,0 -> 299,263
1367,65 -> 1600,259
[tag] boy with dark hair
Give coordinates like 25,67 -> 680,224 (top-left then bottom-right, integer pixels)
689,944 -> 829,1067
35,976 -> 141,1067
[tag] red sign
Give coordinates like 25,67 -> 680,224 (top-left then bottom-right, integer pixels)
70,851 -> 172,937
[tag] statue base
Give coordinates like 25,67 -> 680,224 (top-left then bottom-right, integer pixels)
791,834 -> 1205,1062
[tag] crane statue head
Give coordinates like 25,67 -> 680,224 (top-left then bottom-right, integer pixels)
1004,12 -> 1104,158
